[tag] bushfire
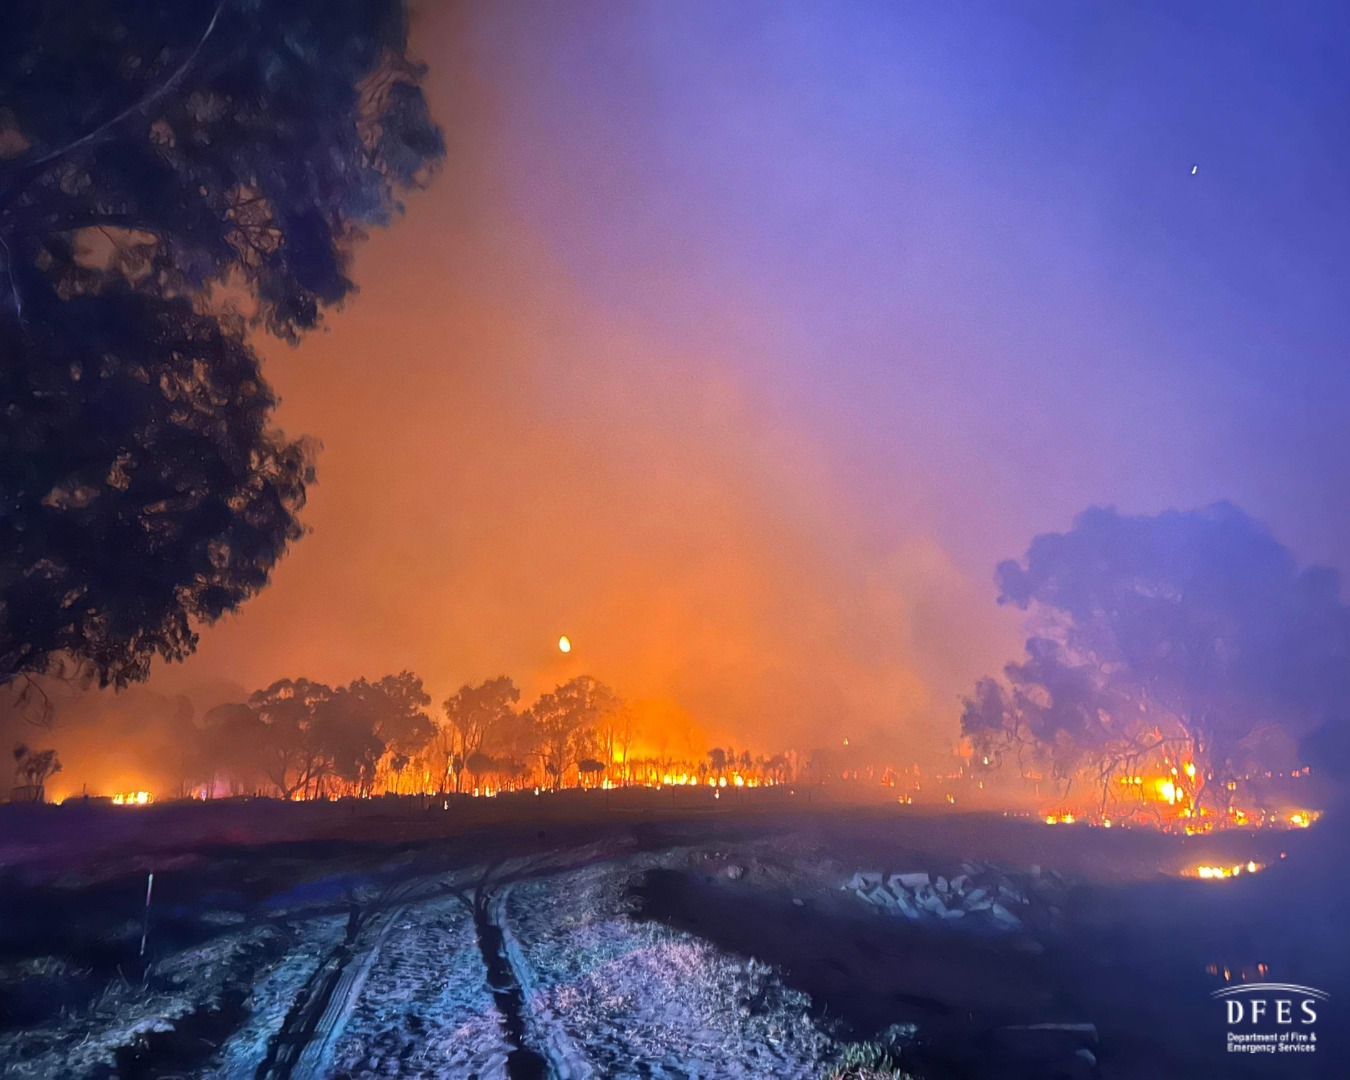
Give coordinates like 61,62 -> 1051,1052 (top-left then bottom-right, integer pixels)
1034,747 -> 1321,835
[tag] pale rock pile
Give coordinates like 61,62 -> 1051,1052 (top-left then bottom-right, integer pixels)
844,861 -> 1066,931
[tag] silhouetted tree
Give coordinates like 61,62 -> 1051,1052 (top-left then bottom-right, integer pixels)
707,747 -> 726,780
249,677 -> 332,798
388,752 -> 410,793
442,676 -> 519,792
2,293 -> 313,691
12,743 -> 61,800
613,702 -> 638,781
359,672 -> 433,753
336,671 -> 432,790
592,692 -> 630,774
0,0 -> 443,338
0,0 -> 442,693
964,503 -> 1350,812
463,749 -> 494,792
528,676 -> 613,790
310,687 -> 384,796
208,671 -> 433,797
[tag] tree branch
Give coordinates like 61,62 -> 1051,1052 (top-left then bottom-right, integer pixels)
27,0 -> 228,174
0,232 -> 22,324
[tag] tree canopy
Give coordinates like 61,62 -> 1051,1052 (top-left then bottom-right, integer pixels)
0,0 -> 443,695
442,676 -> 521,792
528,676 -> 619,789
0,0 -> 443,337
183,670 -> 629,798
1,291 -> 313,689
209,671 -> 435,799
963,503 -> 1350,807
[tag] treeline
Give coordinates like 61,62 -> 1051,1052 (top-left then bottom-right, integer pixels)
176,671 -> 823,800
191,672 -> 641,799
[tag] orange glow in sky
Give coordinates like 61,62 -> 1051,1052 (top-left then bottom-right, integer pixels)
65,2 -> 1032,779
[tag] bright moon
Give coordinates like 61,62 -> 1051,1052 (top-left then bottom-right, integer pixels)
558,635 -> 572,653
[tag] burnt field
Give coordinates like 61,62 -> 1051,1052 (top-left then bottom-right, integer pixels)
0,791 -> 1343,1079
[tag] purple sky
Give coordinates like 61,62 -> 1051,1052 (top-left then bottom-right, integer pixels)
457,0 -> 1350,561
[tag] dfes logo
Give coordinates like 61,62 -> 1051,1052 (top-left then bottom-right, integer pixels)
1214,983 -> 1328,1057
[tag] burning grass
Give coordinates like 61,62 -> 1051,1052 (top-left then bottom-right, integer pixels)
1191,860 -> 1263,880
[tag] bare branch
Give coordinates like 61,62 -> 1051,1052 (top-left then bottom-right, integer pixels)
0,232 -> 22,323
26,0 -> 228,175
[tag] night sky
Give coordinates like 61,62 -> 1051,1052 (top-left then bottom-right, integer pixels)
141,0 -> 1350,761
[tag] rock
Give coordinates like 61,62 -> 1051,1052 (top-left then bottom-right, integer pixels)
919,891 -> 949,915
792,897 -> 804,907
724,864 -> 744,880
965,887 -> 988,904
936,875 -> 949,894
951,874 -> 970,894
891,871 -> 931,889
867,886 -> 899,909
990,902 -> 1023,929
938,906 -> 966,919
847,871 -> 885,891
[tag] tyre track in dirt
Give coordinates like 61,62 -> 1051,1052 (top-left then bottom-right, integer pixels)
256,875 -> 459,1080
471,880 -> 550,1079
252,839 -> 638,1080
